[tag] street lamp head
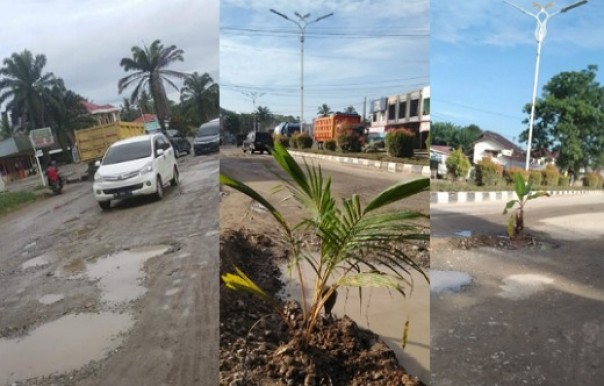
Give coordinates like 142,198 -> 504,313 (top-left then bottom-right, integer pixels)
315,12 -> 334,22
270,8 -> 289,20
561,0 -> 588,12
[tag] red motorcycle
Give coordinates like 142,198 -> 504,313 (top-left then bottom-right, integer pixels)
46,163 -> 64,195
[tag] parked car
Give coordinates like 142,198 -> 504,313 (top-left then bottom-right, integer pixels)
93,133 -> 179,210
242,131 -> 274,154
193,118 -> 220,155
165,129 -> 192,158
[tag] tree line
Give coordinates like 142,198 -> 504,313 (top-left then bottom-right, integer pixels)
0,39 -> 218,147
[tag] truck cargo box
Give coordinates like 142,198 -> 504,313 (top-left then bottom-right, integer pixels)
75,121 -> 145,164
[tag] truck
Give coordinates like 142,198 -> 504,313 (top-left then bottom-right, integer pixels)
74,121 -> 146,176
313,113 -> 364,148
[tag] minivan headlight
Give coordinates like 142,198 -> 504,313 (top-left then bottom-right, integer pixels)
94,173 -> 103,182
139,162 -> 154,175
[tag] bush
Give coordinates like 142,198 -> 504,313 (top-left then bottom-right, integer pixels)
503,166 -> 528,185
559,175 -> 570,187
445,147 -> 471,180
475,157 -> 504,186
583,172 -> 603,188
542,164 -> 560,186
289,133 -> 299,149
324,139 -> 337,151
296,133 -> 313,149
337,129 -> 362,153
385,128 -> 415,158
528,170 -> 543,186
273,134 -> 290,148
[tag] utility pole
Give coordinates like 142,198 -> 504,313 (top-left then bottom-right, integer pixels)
270,9 -> 334,128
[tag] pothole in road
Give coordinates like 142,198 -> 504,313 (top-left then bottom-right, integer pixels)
21,252 -> 55,270
0,312 -> 133,383
38,294 -> 65,305
431,270 -> 473,293
498,274 -> 554,300
86,245 -> 171,304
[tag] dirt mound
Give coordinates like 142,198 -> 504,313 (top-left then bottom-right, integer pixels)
220,229 -> 424,386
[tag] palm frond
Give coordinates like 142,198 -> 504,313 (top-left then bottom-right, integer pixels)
364,178 -> 429,214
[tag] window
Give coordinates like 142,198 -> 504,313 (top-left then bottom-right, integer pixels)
423,97 -> 430,115
388,104 -> 396,120
410,99 -> 419,117
398,101 -> 407,119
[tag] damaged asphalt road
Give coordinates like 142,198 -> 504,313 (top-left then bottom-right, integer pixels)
0,153 -> 219,386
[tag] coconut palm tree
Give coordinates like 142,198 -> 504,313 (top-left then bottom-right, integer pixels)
0,50 -> 62,132
317,103 -> 333,117
180,72 -> 218,125
118,40 -> 187,130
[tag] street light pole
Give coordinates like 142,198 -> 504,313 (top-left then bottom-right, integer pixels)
504,0 -> 588,171
270,9 -> 334,130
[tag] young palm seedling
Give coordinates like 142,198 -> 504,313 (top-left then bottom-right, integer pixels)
503,172 -> 550,238
221,141 -> 429,347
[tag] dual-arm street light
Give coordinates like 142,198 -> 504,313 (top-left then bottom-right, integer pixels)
504,0 -> 588,170
270,9 -> 334,129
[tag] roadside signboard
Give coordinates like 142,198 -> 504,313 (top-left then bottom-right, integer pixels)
30,127 -> 54,148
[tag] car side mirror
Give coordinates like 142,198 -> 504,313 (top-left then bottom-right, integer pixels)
95,160 -> 101,167
156,148 -> 165,157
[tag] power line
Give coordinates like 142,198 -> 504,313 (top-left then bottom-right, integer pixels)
220,27 -> 429,38
433,98 -> 523,120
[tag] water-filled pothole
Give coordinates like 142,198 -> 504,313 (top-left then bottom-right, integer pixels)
0,312 -> 133,383
431,270 -> 473,293
86,245 -> 171,304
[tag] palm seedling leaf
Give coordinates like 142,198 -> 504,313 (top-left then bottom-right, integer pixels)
364,177 -> 429,214
503,199 -> 519,214
514,172 -> 527,199
527,191 -> 550,200
221,266 -> 268,300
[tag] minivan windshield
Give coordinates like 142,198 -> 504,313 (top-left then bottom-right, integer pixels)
196,122 -> 219,137
102,140 -> 152,165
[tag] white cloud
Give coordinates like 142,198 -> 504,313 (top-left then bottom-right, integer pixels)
1,0 -> 219,109
220,0 -> 429,120
432,0 -> 603,49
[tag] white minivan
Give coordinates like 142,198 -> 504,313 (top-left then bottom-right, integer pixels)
93,133 -> 179,210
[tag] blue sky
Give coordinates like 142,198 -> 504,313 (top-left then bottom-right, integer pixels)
220,0 -> 429,124
431,0 -> 604,147
0,0 -> 218,112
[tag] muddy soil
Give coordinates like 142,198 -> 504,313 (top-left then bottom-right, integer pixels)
219,148 -> 430,385
0,153 -> 220,386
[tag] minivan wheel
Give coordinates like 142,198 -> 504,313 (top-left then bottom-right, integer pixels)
155,176 -> 164,200
170,166 -> 179,186
99,201 -> 111,210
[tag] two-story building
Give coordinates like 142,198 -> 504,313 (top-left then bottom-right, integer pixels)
368,86 -> 430,149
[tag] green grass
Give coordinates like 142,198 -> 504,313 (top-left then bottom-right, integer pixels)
290,147 -> 429,165
0,191 -> 41,217
430,179 -> 603,192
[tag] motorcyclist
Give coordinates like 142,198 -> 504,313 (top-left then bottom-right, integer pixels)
46,161 -> 63,187
46,161 -> 60,184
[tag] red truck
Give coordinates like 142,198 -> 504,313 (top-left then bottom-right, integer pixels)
313,113 -> 364,148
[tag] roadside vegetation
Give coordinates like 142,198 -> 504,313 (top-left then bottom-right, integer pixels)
503,173 -> 550,238
0,191 -> 40,217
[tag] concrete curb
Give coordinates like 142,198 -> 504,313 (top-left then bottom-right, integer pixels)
288,150 -> 431,177
431,189 -> 604,204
